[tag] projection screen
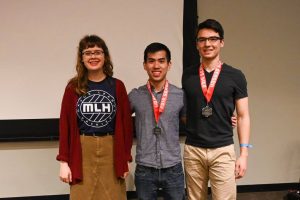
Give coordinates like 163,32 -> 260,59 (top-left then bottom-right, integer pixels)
0,0 -> 183,121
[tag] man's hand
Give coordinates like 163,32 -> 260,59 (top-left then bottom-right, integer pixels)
231,115 -> 237,128
235,155 -> 248,179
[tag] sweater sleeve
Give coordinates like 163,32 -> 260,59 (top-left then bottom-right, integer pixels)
118,81 -> 133,162
56,85 -> 74,162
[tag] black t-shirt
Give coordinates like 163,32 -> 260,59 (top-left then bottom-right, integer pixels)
182,63 -> 248,148
77,77 -> 116,134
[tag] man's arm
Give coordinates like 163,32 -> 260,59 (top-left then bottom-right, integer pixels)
235,97 -> 250,179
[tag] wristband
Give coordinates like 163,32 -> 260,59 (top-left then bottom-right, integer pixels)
240,143 -> 253,148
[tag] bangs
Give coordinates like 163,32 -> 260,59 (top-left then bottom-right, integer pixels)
84,41 -> 102,50
79,35 -> 106,52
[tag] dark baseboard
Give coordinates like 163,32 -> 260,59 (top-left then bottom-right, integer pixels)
237,183 -> 299,193
2,183 -> 299,199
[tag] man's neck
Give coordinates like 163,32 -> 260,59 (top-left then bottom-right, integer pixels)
149,79 -> 166,92
201,58 -> 221,72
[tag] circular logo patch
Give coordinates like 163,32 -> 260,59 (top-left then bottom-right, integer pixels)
77,90 -> 116,128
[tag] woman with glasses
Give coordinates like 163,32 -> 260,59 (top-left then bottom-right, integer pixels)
56,35 -> 133,200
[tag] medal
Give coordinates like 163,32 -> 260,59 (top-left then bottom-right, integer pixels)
199,61 -> 222,117
147,80 -> 169,135
153,126 -> 162,135
202,105 -> 212,117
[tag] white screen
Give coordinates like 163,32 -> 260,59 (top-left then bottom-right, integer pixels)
0,0 -> 183,119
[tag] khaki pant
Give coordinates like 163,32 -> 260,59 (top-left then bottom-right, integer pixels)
184,144 -> 236,200
70,135 -> 126,200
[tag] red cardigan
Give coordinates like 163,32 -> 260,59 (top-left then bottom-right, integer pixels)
56,78 -> 133,185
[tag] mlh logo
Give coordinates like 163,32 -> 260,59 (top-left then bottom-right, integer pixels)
77,90 -> 116,128
82,103 -> 111,113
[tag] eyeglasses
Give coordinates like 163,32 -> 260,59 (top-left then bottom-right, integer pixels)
196,36 -> 222,44
82,50 -> 104,57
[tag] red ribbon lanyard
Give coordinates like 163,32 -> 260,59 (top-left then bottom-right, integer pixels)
146,80 -> 169,124
199,62 -> 222,103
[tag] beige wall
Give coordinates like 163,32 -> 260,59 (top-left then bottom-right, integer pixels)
198,0 -> 300,185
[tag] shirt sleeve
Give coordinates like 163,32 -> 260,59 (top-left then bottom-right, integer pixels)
233,69 -> 248,100
128,89 -> 137,112
179,90 -> 187,118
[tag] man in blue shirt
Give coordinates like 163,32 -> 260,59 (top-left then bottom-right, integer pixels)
129,42 -> 186,200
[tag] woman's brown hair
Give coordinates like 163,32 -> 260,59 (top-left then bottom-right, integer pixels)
69,35 -> 113,95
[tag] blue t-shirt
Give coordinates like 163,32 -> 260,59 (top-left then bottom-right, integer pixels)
76,77 -> 116,134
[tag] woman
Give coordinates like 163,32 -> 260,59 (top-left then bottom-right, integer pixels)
56,35 -> 133,200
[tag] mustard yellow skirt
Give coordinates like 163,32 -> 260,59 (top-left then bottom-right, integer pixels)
70,135 -> 126,200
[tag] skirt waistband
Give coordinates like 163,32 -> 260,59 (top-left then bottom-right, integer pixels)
80,132 -> 114,137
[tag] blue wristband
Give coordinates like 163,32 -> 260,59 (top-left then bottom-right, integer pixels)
240,143 -> 253,148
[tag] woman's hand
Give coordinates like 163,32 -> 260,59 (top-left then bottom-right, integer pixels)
120,162 -> 130,179
59,161 -> 72,183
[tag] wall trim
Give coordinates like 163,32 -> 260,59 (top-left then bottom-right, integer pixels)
0,119 -> 59,142
0,118 -> 187,141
